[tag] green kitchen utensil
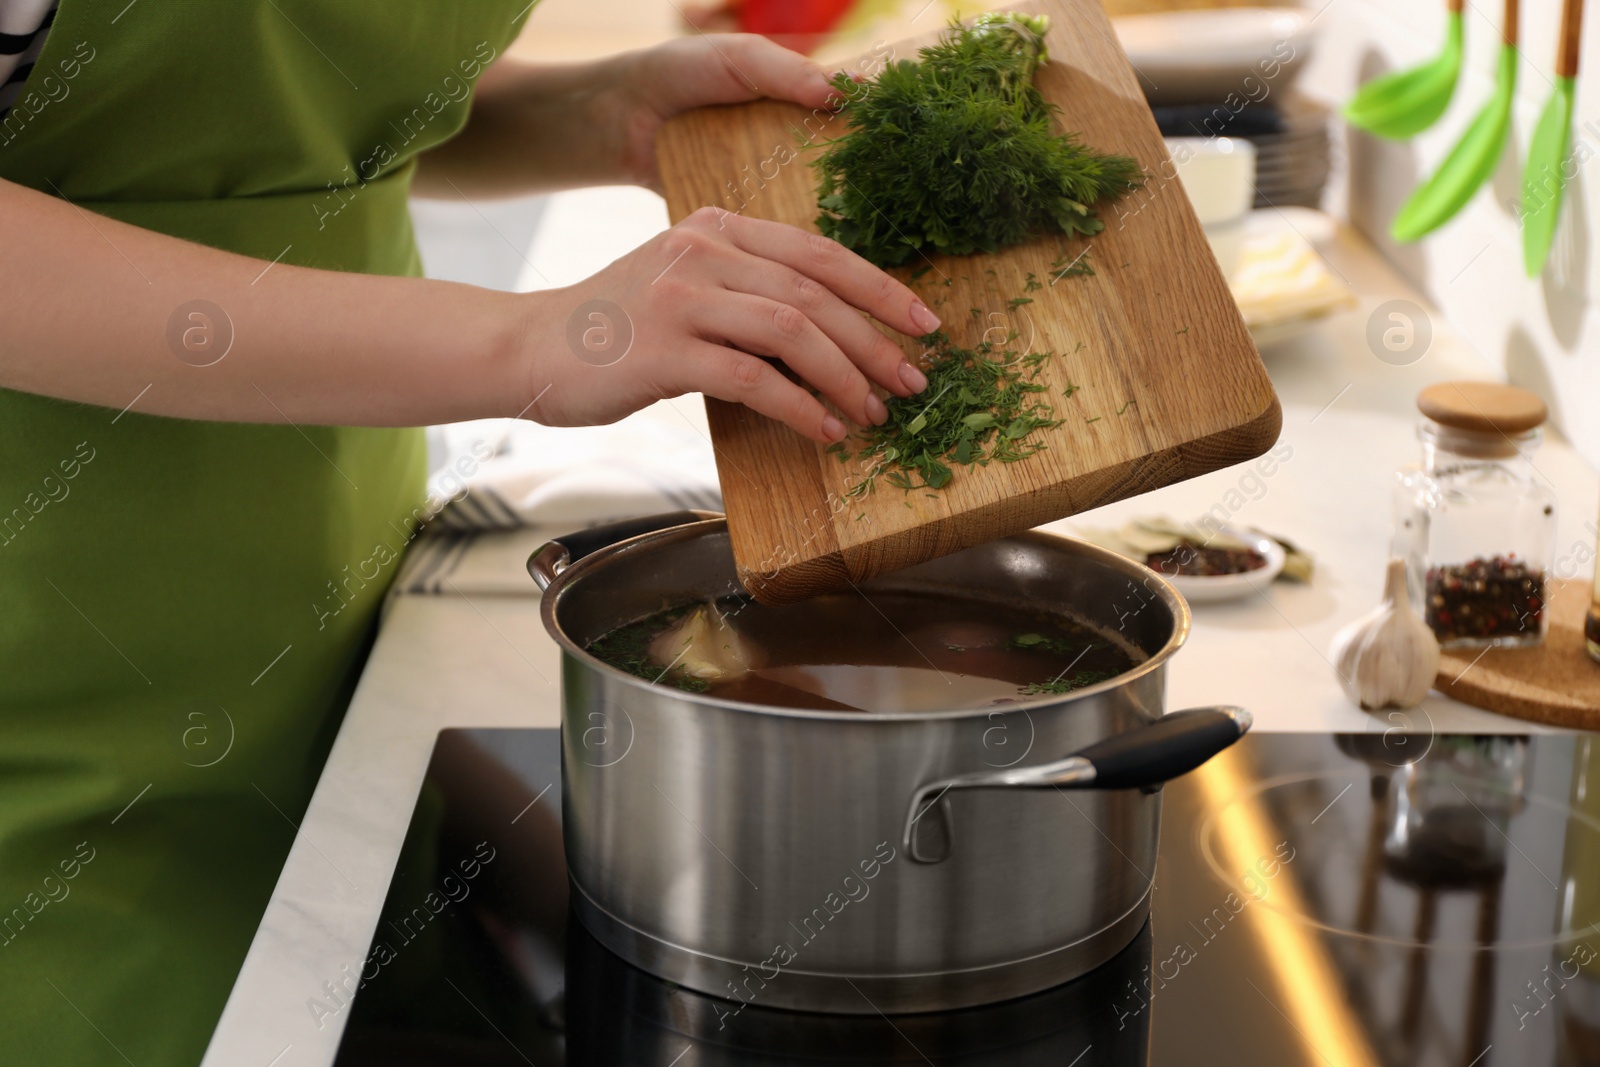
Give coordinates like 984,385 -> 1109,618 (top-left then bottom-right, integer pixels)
1523,0 -> 1585,275
1391,0 -> 1519,243
1345,0 -> 1465,139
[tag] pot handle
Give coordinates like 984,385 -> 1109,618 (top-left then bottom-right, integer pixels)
527,510 -> 720,591
902,706 -> 1252,864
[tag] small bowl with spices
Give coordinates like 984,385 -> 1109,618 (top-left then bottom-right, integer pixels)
1392,382 -> 1558,649
1075,517 -> 1286,604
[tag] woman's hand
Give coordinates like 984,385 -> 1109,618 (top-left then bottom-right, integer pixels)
528,208 -> 937,443
610,34 -> 839,191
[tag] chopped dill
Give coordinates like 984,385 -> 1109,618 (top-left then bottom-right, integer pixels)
1049,249 -> 1095,281
1023,671 -> 1111,695
836,326 -> 1061,495
1008,632 -> 1101,655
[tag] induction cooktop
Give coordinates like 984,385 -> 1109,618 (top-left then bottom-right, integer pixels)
330,728 -> 1600,1066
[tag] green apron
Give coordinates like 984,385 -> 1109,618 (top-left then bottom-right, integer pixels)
0,2 -> 532,1062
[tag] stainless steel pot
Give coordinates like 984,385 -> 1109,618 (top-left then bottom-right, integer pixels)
530,511 -> 1250,1015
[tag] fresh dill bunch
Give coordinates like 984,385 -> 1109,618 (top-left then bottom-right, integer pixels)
812,13 -> 1143,268
829,326 -> 1061,494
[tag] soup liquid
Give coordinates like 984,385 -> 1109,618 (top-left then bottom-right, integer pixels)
585,592 -> 1142,713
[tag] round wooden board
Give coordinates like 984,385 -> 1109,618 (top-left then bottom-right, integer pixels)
1434,578 -> 1600,728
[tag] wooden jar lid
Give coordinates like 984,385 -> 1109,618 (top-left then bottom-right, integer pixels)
1417,381 -> 1548,435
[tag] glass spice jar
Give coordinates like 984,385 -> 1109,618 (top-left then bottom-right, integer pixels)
1392,381 -> 1558,649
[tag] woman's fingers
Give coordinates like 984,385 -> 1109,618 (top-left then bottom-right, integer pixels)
682,342 -> 847,444
714,252 -> 917,399
645,35 -> 837,115
717,34 -> 839,109
703,210 -> 941,342
688,291 -> 883,428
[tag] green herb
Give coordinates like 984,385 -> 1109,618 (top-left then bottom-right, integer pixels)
1061,382 -> 1079,398
811,13 -> 1142,267
1116,399 -> 1136,415
1084,415 -> 1101,424
1022,670 -> 1111,695
1175,326 -> 1190,335
1024,271 -> 1042,293
837,326 -> 1061,494
1007,632 -> 1103,656
1007,296 -> 1033,309
909,264 -> 933,283
1049,249 -> 1095,282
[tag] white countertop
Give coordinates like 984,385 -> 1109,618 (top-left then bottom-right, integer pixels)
202,206 -> 1598,1067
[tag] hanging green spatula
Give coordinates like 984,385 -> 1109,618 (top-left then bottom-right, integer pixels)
1392,0 -> 1519,242
1523,0 -> 1585,275
1345,0 -> 1465,139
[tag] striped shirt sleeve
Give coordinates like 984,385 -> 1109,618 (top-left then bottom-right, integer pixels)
0,0 -> 59,119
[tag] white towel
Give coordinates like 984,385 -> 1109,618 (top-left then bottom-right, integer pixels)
392,395 -> 721,596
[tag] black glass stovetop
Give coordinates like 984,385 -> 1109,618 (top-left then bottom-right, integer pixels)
331,728 -> 1600,1066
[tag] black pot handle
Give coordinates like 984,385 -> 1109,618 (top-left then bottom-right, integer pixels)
1070,707 -> 1251,790
903,707 -> 1252,863
527,510 -> 720,591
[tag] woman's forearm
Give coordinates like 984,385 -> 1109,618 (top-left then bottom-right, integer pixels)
2,171 -> 936,446
412,35 -> 839,199
411,54 -> 638,199
0,177 -> 541,426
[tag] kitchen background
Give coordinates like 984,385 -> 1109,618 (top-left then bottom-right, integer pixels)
411,0 -> 1598,469
1306,0 -> 1600,465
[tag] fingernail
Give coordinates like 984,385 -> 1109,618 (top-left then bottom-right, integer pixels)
899,362 -> 929,394
910,301 -> 942,335
822,414 -> 847,441
864,392 -> 888,425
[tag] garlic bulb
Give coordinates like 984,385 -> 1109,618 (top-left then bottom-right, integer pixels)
1330,558 -> 1440,710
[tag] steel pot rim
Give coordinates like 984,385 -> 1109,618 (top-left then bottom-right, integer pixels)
538,514 -> 1192,723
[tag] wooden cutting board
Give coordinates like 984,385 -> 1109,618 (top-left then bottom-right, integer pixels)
1434,579 -> 1600,729
657,0 -> 1280,603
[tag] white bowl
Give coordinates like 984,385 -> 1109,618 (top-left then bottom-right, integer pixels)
1165,136 -> 1257,278
1161,527 -> 1286,604
1165,136 -> 1257,222
1114,8 -> 1315,107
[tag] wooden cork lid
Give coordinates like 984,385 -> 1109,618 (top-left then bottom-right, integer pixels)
1417,381 -> 1548,435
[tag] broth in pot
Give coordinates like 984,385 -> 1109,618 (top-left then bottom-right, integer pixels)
585,591 -> 1143,713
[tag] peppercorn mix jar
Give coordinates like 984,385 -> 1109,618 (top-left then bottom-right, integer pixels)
1391,382 -> 1558,650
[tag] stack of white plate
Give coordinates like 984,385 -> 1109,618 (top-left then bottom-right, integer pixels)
1115,7 -> 1331,209
1247,92 -> 1333,210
